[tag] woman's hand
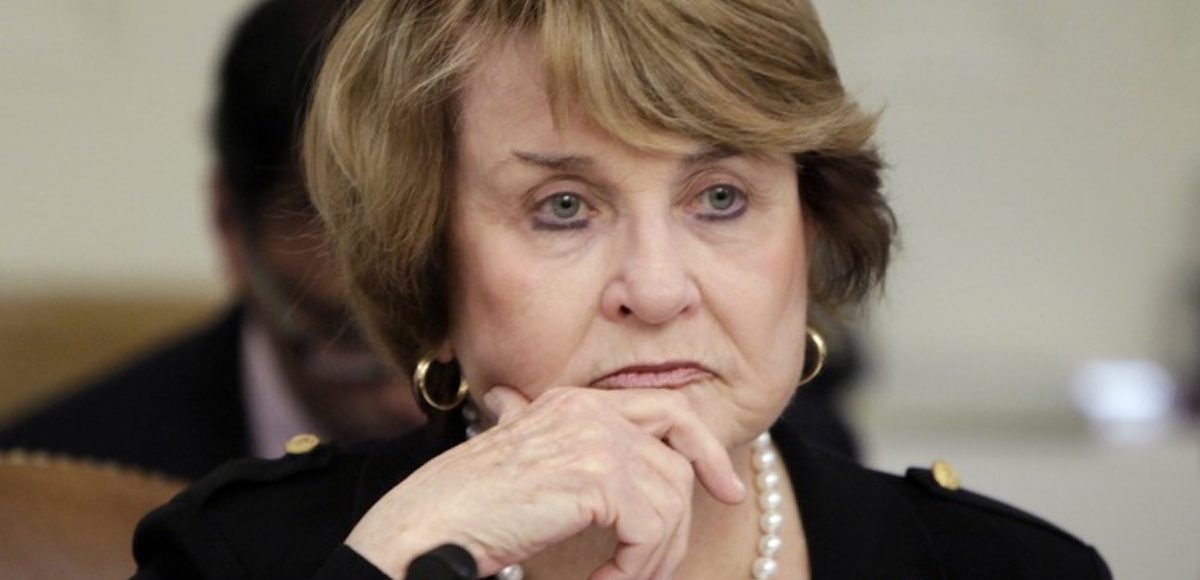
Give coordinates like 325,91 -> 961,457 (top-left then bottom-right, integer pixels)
344,386 -> 746,580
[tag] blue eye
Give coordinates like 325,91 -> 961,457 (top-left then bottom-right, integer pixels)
534,192 -> 589,230
696,184 -> 747,220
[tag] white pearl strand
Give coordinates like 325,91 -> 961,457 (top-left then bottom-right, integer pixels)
751,432 -> 784,579
464,408 -> 782,580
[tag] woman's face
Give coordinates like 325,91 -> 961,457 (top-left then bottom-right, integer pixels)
445,38 -> 810,447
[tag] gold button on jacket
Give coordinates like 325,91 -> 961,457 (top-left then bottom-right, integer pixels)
284,434 -> 320,455
931,459 -> 960,491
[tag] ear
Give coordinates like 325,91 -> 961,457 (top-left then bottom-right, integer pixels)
433,339 -> 455,363
210,170 -> 252,292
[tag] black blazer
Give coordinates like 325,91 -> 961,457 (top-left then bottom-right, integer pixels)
0,308 -> 250,480
131,418 -> 1110,579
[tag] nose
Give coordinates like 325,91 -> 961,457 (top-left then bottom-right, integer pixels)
600,218 -> 700,326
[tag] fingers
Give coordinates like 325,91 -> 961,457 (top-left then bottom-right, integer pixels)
605,390 -> 746,505
482,385 -> 530,424
589,444 -> 692,580
464,385 -> 740,578
590,485 -> 666,580
642,445 -> 694,580
348,385 -> 728,579
488,386 -> 741,505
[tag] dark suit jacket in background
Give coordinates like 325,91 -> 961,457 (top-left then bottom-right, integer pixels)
0,308 -> 250,480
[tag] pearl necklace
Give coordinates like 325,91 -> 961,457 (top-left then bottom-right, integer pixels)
465,411 -> 782,579
750,432 -> 784,579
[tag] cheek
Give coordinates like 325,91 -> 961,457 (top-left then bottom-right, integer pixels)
762,246 -> 809,377
715,211 -> 810,385
449,230 -> 597,392
764,238 -> 810,383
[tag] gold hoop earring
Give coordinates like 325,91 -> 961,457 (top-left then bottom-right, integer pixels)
798,327 -> 827,387
412,357 -> 469,411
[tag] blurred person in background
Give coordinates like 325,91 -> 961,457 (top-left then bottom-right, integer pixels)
0,0 -> 423,480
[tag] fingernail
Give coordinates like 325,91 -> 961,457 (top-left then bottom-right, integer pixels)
733,474 -> 747,498
482,389 -> 500,414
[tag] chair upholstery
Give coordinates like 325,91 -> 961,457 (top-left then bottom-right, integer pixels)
0,450 -> 186,578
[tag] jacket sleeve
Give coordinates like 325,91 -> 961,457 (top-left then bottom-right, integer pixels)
131,501 -> 389,580
313,546 -> 393,579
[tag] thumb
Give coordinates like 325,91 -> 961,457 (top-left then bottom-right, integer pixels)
481,385 -> 530,424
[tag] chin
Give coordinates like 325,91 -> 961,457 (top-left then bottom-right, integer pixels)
678,383 -> 767,448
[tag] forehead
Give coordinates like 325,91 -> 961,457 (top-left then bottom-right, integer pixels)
458,37 -> 551,143
456,35 -> 698,162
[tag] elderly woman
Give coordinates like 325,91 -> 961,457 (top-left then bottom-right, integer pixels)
133,1 -> 1110,578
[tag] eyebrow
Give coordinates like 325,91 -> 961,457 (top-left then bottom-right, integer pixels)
511,151 -> 593,171
509,146 -> 740,172
680,146 -> 739,167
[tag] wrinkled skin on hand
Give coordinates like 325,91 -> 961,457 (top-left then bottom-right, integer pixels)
344,386 -> 746,579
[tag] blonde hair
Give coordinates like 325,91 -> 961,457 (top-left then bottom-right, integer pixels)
305,0 -> 895,384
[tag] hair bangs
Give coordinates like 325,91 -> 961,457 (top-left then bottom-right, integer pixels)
530,0 -> 871,156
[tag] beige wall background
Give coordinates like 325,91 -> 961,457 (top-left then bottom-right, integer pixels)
817,1 -> 1200,420
1,1 -> 243,297
1,1 -> 1197,577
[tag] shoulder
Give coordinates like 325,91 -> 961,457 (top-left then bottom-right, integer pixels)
80,306 -> 245,397
0,307 -> 242,424
884,460 -> 1110,579
134,436 -> 366,578
772,423 -> 1111,580
172,435 -> 343,507
133,428 -> 448,577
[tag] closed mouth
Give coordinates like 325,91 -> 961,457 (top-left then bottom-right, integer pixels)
589,361 -> 714,390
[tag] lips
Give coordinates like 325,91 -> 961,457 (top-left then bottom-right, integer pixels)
590,362 -> 714,390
